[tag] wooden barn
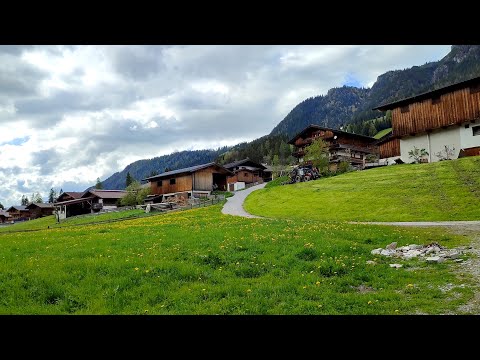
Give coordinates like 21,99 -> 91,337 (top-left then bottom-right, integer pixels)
5,205 -> 31,221
55,191 -> 83,202
223,158 -> 267,191
0,210 -> 12,223
54,189 -> 127,219
288,125 -> 378,170
142,162 -> 232,202
25,203 -> 54,219
373,130 -> 401,165
373,76 -> 480,163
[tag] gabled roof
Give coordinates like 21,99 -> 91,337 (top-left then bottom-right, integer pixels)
142,162 -> 233,181
6,205 -> 29,212
373,75 -> 480,111
57,191 -> 83,200
82,189 -> 128,199
288,124 -> 377,145
223,158 -> 267,170
25,203 -> 54,210
0,210 -> 10,217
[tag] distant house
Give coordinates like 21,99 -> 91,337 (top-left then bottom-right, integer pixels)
0,210 -> 12,223
54,189 -> 127,220
5,205 -> 31,221
25,203 -> 54,219
288,124 -> 378,170
55,191 -> 83,203
223,158 -> 267,191
142,162 -> 232,203
373,76 -> 480,163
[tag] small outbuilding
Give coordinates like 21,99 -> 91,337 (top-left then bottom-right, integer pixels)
25,203 -> 54,219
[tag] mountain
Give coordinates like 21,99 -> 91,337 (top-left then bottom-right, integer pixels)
271,45 -> 480,139
97,45 -> 480,190
100,148 -> 228,190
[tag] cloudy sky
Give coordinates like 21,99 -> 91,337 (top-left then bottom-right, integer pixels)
0,45 -> 451,207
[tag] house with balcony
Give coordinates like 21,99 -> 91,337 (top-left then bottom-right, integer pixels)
288,124 -> 378,170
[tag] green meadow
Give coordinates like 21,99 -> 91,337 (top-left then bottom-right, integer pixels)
0,205 -> 474,314
245,157 -> 480,221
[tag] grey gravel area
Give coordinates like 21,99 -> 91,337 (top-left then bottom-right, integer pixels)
221,183 -> 266,218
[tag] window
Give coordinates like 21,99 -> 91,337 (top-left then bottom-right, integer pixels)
473,126 -> 480,136
431,96 -> 441,105
470,83 -> 480,94
400,105 -> 410,113
157,180 -> 162,187
170,178 -> 176,185
244,172 -> 248,176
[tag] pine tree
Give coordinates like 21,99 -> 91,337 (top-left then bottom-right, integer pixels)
126,172 -> 133,188
0,202 -> 4,210
48,188 -> 57,203
95,178 -> 103,190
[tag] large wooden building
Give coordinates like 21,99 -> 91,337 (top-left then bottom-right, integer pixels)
25,203 -> 54,219
0,210 -> 12,223
143,162 -> 232,202
5,205 -> 31,221
288,125 -> 378,170
223,158 -> 268,191
373,76 -> 480,163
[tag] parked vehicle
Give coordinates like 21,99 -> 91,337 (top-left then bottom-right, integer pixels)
288,165 -> 320,183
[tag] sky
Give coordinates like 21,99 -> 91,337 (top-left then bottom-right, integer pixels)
0,45 -> 451,207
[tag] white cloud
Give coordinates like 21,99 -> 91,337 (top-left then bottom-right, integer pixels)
0,44 -> 452,207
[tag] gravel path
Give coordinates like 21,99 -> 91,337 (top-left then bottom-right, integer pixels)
221,183 -> 266,218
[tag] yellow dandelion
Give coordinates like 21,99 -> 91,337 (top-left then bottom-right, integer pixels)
368,301 -> 373,305
134,267 -> 139,271
395,310 -> 399,313
246,289 -> 252,293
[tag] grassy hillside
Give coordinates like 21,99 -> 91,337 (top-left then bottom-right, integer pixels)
0,205 -> 473,314
244,157 -> 480,222
374,128 -> 392,139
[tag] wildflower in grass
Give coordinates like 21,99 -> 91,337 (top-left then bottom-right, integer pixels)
145,270 -> 150,273
315,281 -> 321,286
395,310 -> 399,313
318,304 -> 322,308
303,286 -> 307,289
144,310 -> 148,313
368,301 -> 373,305
407,284 -> 414,288
202,288 -> 206,291
134,267 -> 139,271
246,289 -> 252,293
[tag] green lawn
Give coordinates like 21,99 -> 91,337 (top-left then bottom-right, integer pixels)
0,204 -> 474,314
245,157 -> 480,222
374,128 -> 392,139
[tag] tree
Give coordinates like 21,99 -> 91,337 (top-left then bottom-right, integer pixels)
164,167 -> 171,173
408,146 -> 429,163
48,188 -> 57,203
32,192 -> 43,203
367,122 -> 377,137
0,202 -> 4,210
21,195 -> 29,206
271,155 -> 280,179
95,178 -> 103,189
59,188 -> 63,195
304,138 -> 330,174
435,145 -> 456,161
149,170 -> 159,177
126,172 -> 134,188
120,181 -> 151,206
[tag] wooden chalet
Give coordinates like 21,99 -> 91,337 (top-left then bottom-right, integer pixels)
5,205 -> 31,221
54,189 -> 127,219
25,203 -> 54,219
366,129 -> 402,167
288,125 -> 378,170
373,76 -> 480,163
142,162 -> 232,203
0,210 -> 12,223
223,158 -> 268,191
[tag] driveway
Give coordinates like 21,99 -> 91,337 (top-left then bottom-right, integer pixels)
221,183 -> 266,218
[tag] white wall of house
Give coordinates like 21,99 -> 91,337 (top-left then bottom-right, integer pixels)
459,119 -> 480,149
400,121 -> 480,163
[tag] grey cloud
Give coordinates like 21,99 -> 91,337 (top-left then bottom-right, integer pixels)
0,57 -> 48,97
30,149 -> 62,175
16,179 -> 32,193
109,46 -> 167,80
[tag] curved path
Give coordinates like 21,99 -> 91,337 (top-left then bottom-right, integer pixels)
221,183 -> 266,218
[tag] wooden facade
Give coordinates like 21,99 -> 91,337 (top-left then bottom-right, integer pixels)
0,210 -> 12,223
288,125 -> 378,169
5,206 -> 31,221
223,158 -> 267,184
377,137 -> 401,159
26,203 -> 54,219
226,169 -> 264,184
144,162 -> 232,197
375,77 -> 480,137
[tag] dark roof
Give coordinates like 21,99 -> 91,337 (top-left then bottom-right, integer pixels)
373,76 -> 480,111
288,124 -> 377,145
142,162 -> 233,181
82,190 -> 128,199
59,191 -> 83,199
223,158 -> 267,170
26,203 -> 54,209
6,205 -> 29,212
374,130 -> 398,145
54,196 -> 95,206
0,210 -> 10,217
